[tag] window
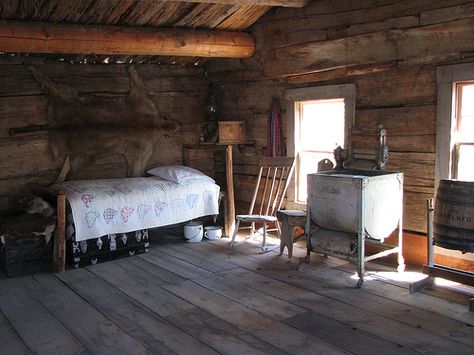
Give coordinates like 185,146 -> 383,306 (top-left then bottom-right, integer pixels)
285,84 -> 355,207
294,99 -> 345,202
452,82 -> 474,180
436,64 -> 474,186
435,64 -> 474,263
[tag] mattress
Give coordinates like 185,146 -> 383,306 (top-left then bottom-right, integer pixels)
54,177 -> 220,241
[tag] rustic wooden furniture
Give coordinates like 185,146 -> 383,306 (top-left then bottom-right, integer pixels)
410,199 -> 474,311
0,213 -> 55,276
218,121 -> 246,144
230,157 -> 295,252
276,210 -> 307,258
52,176 -> 220,272
54,193 -> 66,272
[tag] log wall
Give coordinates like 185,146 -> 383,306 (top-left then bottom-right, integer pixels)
0,57 -> 208,214
206,1 -> 474,246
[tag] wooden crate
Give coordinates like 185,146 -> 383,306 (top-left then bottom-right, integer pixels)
1,234 -> 52,277
218,121 -> 246,144
0,213 -> 54,277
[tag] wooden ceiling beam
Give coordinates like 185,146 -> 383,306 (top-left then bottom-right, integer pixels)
168,0 -> 310,8
0,21 -> 255,58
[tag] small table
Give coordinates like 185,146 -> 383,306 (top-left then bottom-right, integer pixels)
277,210 -> 307,258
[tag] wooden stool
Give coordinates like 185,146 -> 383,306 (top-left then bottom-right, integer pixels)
276,210 -> 307,258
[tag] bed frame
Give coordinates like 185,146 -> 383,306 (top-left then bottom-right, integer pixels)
52,190 -> 225,273
54,193 -> 66,272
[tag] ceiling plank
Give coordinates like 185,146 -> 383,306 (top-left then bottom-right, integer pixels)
165,0 -> 309,8
216,5 -> 271,30
0,20 -> 255,58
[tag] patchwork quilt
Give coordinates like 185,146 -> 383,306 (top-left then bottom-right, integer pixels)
54,177 -> 220,241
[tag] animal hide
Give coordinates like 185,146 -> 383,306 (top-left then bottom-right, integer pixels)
28,65 -> 180,177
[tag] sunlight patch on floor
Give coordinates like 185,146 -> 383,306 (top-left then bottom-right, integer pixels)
434,277 -> 461,287
232,232 -> 280,246
350,270 -> 428,283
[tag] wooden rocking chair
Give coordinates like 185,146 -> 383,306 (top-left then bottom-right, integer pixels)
230,157 -> 296,252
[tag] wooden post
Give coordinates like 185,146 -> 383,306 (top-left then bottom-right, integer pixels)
54,193 -> 66,273
225,145 -> 236,237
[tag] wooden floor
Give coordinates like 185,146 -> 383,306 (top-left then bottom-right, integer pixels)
1,234 -> 474,355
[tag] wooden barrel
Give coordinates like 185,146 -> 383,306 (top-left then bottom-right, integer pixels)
434,179 -> 474,253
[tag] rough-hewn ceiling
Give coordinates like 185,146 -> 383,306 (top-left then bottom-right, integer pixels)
0,0 -> 308,65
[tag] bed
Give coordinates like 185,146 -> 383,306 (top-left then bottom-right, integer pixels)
52,166 -> 221,269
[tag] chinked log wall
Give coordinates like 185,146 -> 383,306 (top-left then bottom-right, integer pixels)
0,57 -> 208,213
207,0 -> 474,266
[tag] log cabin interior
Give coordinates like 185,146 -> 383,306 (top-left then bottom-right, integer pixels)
1,0 -> 474,353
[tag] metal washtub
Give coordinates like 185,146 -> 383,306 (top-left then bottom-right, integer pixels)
303,169 -> 405,287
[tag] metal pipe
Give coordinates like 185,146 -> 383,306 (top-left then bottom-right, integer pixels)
427,198 -> 434,266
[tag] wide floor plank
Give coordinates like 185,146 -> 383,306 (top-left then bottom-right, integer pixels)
167,305 -> 287,355
0,311 -> 31,355
119,257 -> 186,284
0,278 -> 85,355
58,268 -> 217,355
158,243 -> 240,273
226,266 -> 474,348
1,235 -> 473,355
140,249 -> 214,280
223,238 -> 474,325
21,273 -> 150,355
195,239 -> 474,321
149,245 -> 307,321
180,240 -> 474,352
104,257 -> 289,354
220,269 -> 431,354
283,311 -> 414,355
87,261 -> 194,317
162,279 -> 349,354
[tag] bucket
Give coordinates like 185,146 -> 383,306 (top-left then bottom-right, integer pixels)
434,179 -> 474,252
183,222 -> 203,243
204,226 -> 222,240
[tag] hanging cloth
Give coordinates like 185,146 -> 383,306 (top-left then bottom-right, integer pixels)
267,98 -> 285,157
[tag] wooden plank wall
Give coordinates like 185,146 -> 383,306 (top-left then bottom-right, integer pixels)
0,57 -> 207,214
206,1 -> 474,239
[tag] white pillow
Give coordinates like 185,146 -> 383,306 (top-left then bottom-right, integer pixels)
147,165 -> 215,184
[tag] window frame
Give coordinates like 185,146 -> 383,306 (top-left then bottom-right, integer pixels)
285,84 -> 356,209
294,98 -> 346,203
452,82 -> 474,180
436,63 -> 474,188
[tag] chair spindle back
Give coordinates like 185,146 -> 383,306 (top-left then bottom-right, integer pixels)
248,157 -> 295,217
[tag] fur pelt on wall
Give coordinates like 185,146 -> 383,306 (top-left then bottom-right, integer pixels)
28,65 -> 180,177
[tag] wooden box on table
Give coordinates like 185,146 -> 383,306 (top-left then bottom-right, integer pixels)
218,121 -> 246,144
